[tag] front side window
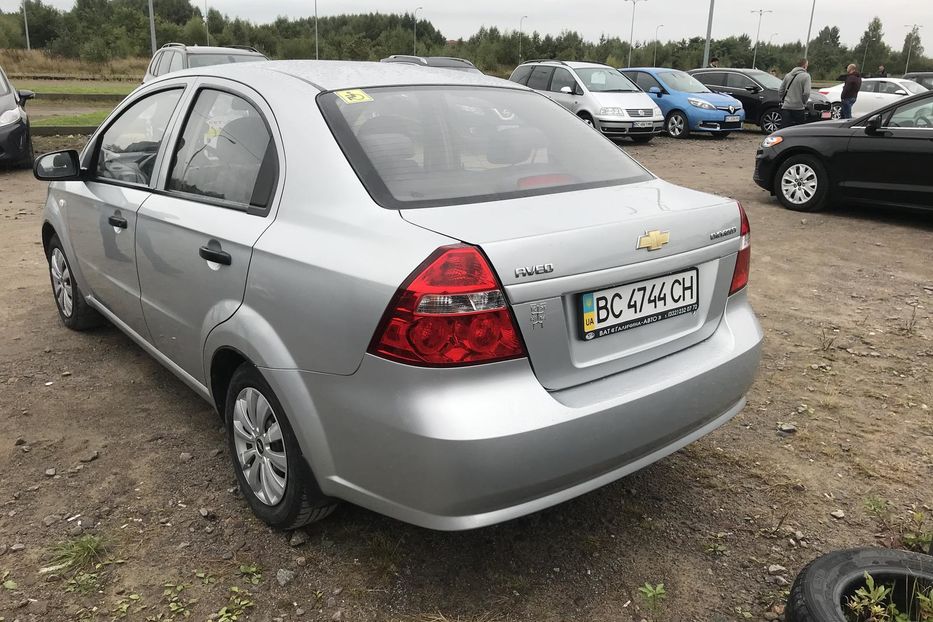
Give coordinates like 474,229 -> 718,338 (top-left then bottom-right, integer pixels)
318,86 -> 653,209
726,73 -> 756,89
634,72 -> 663,92
747,70 -> 782,90
0,69 -> 10,96
694,72 -> 724,87
549,68 -> 577,93
168,89 -> 277,208
574,67 -> 639,92
884,97 -> 933,128
168,51 -> 184,73
95,88 -> 183,185
878,81 -> 903,95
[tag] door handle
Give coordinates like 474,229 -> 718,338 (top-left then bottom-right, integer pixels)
108,215 -> 128,229
199,245 -> 232,266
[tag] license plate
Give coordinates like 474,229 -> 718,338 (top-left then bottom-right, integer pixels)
821,111 -> 832,119
633,121 -> 653,128
580,269 -> 699,341
725,115 -> 741,122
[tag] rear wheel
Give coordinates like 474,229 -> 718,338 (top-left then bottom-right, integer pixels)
775,154 -> 829,212
760,108 -> 782,133
226,363 -> 337,529
630,135 -> 654,143
665,111 -> 690,138
46,235 -> 102,330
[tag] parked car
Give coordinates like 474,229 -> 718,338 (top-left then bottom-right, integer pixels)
902,72 -> 933,90
620,67 -> 745,139
0,65 -> 35,168
34,60 -> 762,531
380,55 -> 482,74
509,60 -> 664,142
818,77 -> 927,119
143,43 -> 267,82
754,89 -> 933,212
689,67 -> 832,133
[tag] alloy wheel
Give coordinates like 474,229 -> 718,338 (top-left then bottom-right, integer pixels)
50,248 -> 74,318
667,114 -> 685,137
762,111 -> 782,133
780,163 -> 818,205
831,103 -> 842,120
232,387 -> 288,506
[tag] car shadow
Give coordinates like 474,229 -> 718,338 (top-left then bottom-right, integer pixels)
828,201 -> 933,230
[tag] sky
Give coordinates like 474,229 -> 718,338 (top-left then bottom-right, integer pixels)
2,0 -> 929,50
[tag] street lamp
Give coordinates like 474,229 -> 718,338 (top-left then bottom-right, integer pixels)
314,0 -> 319,60
769,32 -> 779,46
904,24 -> 922,74
519,15 -> 528,63
624,0 -> 648,68
22,0 -> 30,50
413,6 -> 423,55
803,0 -> 816,59
702,0 -> 716,68
653,24 -> 664,66
861,35 -> 876,71
204,0 -> 210,45
750,9 -> 773,69
147,0 -> 156,54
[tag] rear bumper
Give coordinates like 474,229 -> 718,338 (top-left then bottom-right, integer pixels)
595,116 -> 664,136
0,120 -> 30,164
263,290 -> 762,530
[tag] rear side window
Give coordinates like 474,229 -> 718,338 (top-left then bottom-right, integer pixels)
168,89 -> 277,209
509,65 -> 533,85
526,66 -> 554,91
95,88 -> 183,185
168,51 -> 184,73
695,72 -> 724,86
859,81 -> 877,93
318,86 -> 652,209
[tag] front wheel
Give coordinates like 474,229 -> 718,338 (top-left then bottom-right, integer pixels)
830,102 -> 843,120
578,112 -> 595,128
630,135 -> 654,143
775,155 -> 829,212
760,109 -> 782,133
226,363 -> 337,529
17,135 -> 34,170
665,111 -> 690,138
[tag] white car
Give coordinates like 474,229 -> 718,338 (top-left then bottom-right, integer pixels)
819,77 -> 926,118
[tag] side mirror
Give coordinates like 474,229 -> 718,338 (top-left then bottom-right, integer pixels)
649,86 -> 663,97
894,89 -> 908,96
745,85 -> 761,93
17,89 -> 35,107
34,150 -> 83,181
864,115 -> 883,135
560,86 -> 573,95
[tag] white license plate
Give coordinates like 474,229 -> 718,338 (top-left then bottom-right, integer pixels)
725,115 -> 741,122
581,269 -> 699,340
821,111 -> 832,119
633,121 -> 653,128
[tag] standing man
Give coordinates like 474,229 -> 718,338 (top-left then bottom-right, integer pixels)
877,64 -> 888,78
840,63 -> 862,119
709,57 -> 720,68
779,58 -> 812,129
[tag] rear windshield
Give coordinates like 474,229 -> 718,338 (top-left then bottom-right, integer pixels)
318,86 -> 652,209
187,53 -> 265,68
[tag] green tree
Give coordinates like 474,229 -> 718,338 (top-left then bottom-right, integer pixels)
855,17 -> 890,74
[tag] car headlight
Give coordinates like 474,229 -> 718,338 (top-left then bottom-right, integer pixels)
687,98 -> 716,111
0,108 -> 23,127
651,106 -> 663,116
761,135 -> 784,148
598,107 -> 626,117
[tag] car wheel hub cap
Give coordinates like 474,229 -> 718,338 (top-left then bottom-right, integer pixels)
232,387 -> 287,506
50,248 -> 74,318
781,164 -> 818,204
669,116 -> 684,136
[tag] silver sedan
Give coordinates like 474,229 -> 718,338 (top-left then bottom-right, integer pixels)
34,60 -> 762,530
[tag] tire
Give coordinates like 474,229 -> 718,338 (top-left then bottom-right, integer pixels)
786,548 -> 933,622
225,363 -> 337,530
578,112 -> 596,128
46,234 -> 103,330
830,102 -> 843,120
17,133 -> 34,170
774,154 -> 829,212
711,132 -> 731,139
665,111 -> 690,138
760,108 -> 782,133
630,135 -> 654,143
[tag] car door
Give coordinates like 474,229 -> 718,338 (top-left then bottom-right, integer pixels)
61,85 -> 186,338
853,81 -> 881,116
136,80 -> 282,382
723,72 -> 764,120
547,67 -> 581,111
840,96 -> 933,207
525,65 -> 555,95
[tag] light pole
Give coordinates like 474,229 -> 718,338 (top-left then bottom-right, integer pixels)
22,0 -> 30,51
314,0 -> 319,60
750,9 -> 773,69
702,0 -> 716,68
803,0 -> 815,59
413,6 -> 423,55
769,32 -> 778,46
861,36 -> 875,71
147,0 -> 157,54
519,15 -> 528,63
653,24 -> 664,66
904,24 -> 922,74
624,0 -> 648,68
204,0 -> 210,45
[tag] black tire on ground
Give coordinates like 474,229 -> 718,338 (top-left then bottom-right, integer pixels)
786,548 -> 933,622
630,135 -> 654,143
578,112 -> 595,128
17,134 -> 34,170
225,363 -> 337,530
665,111 -> 690,139
711,132 -> 731,139
760,108 -> 783,133
46,234 -> 103,330
774,154 -> 830,212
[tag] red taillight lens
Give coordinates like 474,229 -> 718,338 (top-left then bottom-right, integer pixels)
368,245 -> 527,367
729,202 -> 751,295
818,89 -> 830,95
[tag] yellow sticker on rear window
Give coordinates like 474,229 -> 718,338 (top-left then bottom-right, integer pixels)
335,89 -> 373,104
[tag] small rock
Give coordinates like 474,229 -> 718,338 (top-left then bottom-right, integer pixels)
221,551 -> 234,560
295,556 -> 307,567
764,613 -> 779,621
179,452 -> 193,462
198,507 -> 215,520
800,219 -> 807,225
276,568 -> 296,587
289,530 -> 309,547
44,468 -> 56,477
79,450 -> 99,463
10,543 -> 25,552
14,438 -> 25,446
326,597 -> 337,608
778,423 -> 797,433
768,564 -> 787,575
331,610 -> 343,622
0,544 -> 7,555
211,448 -> 223,457
147,433 -> 164,442
61,371 -> 72,377
774,576 -> 790,586
333,587 -> 343,596
42,514 -> 61,527
295,608 -> 305,616
831,509 -> 845,519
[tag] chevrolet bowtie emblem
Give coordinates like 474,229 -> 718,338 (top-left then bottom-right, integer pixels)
637,230 -> 670,251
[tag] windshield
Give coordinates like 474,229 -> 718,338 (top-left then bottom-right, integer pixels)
187,53 -> 265,68
574,67 -> 639,93
659,70 -> 710,93
319,86 -> 652,209
749,70 -> 783,90
902,81 -> 926,95
0,69 -> 10,96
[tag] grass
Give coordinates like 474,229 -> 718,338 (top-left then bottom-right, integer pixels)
1,49 -> 147,79
50,534 -> 107,573
33,110 -> 111,127
16,80 -> 136,96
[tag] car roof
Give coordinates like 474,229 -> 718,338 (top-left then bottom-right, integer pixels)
691,67 -> 764,73
382,55 -> 477,68
183,46 -> 266,56
152,59 -> 520,91
520,60 -> 613,70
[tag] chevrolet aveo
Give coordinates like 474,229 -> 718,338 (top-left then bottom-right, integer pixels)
34,61 -> 762,530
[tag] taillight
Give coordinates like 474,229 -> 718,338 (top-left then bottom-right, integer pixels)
368,244 -> 527,367
818,89 -> 830,95
729,202 -> 751,295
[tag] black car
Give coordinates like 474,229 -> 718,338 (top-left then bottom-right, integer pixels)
902,72 -> 933,90
753,90 -> 933,212
0,65 -> 35,169
689,67 -> 832,133
380,55 -> 483,74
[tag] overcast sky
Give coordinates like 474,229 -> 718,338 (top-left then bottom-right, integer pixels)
3,0 -> 929,49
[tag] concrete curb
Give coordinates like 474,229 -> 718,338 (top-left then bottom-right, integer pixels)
35,93 -> 126,104
32,126 -> 98,136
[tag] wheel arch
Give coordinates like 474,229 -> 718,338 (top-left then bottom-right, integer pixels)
41,221 -> 57,256
209,346 -> 252,417
770,147 -> 833,188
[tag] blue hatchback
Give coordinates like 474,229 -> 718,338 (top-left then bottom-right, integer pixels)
620,68 -> 745,139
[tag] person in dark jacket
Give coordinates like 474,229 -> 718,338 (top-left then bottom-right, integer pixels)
709,57 -> 720,68
840,64 -> 862,119
877,65 -> 887,78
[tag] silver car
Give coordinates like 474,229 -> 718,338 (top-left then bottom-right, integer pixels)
34,61 -> 762,531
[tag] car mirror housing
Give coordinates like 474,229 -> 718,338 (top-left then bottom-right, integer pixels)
745,85 -> 761,93
649,86 -> 662,97
864,115 -> 883,135
34,150 -> 83,181
894,89 -> 908,96
560,86 -> 573,95
17,89 -> 35,107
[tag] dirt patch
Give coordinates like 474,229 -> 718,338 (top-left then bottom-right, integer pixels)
1,131 -> 930,622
